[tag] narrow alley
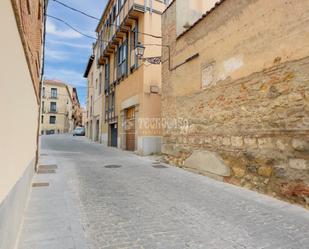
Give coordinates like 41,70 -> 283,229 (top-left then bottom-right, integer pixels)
17,135 -> 309,249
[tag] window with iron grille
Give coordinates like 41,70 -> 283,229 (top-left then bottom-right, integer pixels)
50,102 -> 57,113
99,72 -> 102,95
131,27 -> 138,69
51,88 -> 57,99
118,40 -> 128,78
49,116 -> 56,124
105,59 -> 110,90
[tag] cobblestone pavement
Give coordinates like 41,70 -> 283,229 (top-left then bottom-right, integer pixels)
20,135 -> 309,249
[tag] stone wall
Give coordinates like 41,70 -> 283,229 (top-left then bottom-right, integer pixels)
162,0 -> 309,207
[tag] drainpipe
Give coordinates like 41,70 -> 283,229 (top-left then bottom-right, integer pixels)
35,0 -> 48,172
144,0 -> 147,12
149,0 -> 153,14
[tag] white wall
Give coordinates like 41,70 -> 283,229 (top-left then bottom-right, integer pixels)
176,0 -> 220,36
0,0 -> 39,204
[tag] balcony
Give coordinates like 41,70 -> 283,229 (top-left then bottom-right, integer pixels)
105,108 -> 117,124
98,0 -> 160,65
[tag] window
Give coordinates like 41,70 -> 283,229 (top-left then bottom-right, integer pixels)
96,78 -> 98,89
42,101 -> 45,113
131,27 -> 138,69
49,116 -> 56,124
112,5 -> 116,23
105,59 -> 110,90
42,87 -> 45,97
41,115 -> 44,124
99,73 -> 102,95
105,96 -> 108,114
118,40 -> 128,78
118,0 -> 124,12
50,102 -> 57,112
51,88 -> 57,99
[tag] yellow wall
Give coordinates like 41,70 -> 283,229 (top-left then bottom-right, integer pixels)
0,0 -> 39,203
168,0 -> 309,97
41,82 -> 73,134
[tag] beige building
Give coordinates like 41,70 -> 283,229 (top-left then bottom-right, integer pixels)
85,0 -> 168,154
72,87 -> 83,127
162,0 -> 309,207
84,51 -> 105,143
41,80 -> 80,135
0,0 -> 46,248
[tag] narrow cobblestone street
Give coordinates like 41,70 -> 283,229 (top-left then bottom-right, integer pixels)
18,135 -> 309,249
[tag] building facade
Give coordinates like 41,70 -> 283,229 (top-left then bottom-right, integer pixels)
87,0 -> 168,155
41,80 -> 80,135
0,0 -> 46,248
72,87 -> 83,127
162,0 -> 309,207
84,48 -> 106,143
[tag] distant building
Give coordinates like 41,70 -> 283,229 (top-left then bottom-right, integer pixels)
81,107 -> 87,127
84,52 -> 103,142
162,0 -> 309,207
41,80 -> 81,135
85,0 -> 168,155
72,87 -> 83,127
0,0 -> 46,248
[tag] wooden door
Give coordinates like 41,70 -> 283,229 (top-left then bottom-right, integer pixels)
125,107 -> 135,151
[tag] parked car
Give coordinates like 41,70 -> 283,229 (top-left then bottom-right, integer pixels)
73,127 -> 85,136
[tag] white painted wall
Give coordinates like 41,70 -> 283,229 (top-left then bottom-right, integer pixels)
0,0 -> 39,204
176,0 -> 220,36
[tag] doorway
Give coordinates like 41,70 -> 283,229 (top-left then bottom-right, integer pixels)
110,123 -> 117,147
125,107 -> 135,151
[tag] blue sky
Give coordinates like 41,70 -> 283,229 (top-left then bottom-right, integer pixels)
45,0 -> 107,107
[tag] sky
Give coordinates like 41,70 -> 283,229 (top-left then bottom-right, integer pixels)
45,0 -> 107,107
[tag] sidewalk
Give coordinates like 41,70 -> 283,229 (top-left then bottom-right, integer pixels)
16,151 -> 91,249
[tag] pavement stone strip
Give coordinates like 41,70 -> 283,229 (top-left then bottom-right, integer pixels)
17,135 -> 309,249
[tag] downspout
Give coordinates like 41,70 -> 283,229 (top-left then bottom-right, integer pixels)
35,0 -> 48,171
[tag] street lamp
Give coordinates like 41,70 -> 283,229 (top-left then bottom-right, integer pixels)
135,42 -> 171,70
135,42 -> 145,59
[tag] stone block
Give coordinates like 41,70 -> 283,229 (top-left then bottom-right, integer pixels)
258,166 -> 273,177
274,165 -> 286,178
276,139 -> 287,151
161,144 -> 181,157
222,137 -> 231,146
258,138 -> 274,149
231,136 -> 243,148
244,137 -> 257,148
288,158 -> 308,170
184,150 -> 231,177
232,167 -> 246,178
291,138 -> 309,152
288,92 -> 303,102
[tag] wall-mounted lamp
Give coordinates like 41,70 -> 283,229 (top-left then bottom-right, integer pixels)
136,42 -> 171,71
135,42 -> 146,59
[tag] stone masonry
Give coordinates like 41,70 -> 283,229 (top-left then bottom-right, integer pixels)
161,0 -> 309,207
